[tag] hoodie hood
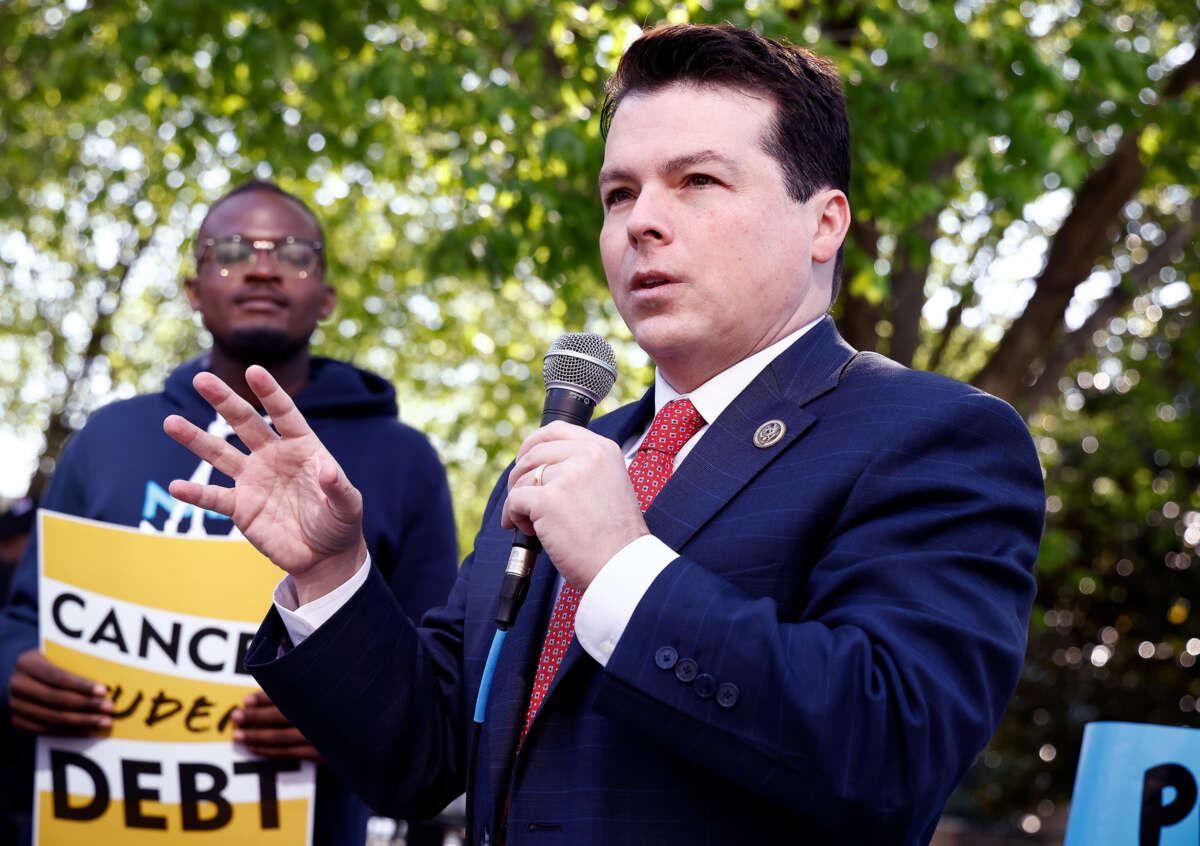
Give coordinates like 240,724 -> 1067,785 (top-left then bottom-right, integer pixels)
164,354 -> 399,422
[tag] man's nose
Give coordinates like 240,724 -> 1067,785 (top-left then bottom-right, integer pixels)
626,189 -> 672,248
245,247 -> 282,279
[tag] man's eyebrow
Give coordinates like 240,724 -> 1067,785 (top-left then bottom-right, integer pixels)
660,150 -> 738,175
597,167 -> 635,189
598,150 -> 739,189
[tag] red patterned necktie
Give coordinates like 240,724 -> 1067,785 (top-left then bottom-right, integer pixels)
518,398 -> 705,746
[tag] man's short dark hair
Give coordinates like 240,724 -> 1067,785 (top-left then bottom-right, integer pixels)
198,179 -> 326,271
601,24 -> 850,298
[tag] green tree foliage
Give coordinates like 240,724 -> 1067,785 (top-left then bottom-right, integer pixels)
1,0 -> 1198,830
0,0 -> 661,520
978,298 -> 1200,826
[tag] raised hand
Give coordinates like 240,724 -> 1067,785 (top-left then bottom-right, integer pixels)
163,365 -> 367,604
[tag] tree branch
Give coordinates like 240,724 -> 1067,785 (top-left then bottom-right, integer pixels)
1013,195 -> 1200,411
972,40 -> 1200,402
888,213 -> 940,367
836,216 -> 882,351
27,231 -> 151,498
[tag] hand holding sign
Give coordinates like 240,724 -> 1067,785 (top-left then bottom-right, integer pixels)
163,366 -> 368,604
233,691 -> 323,761
34,510 -> 320,841
8,648 -> 112,735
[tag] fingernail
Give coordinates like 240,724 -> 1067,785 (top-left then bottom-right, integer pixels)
97,717 -> 112,729
233,730 -> 244,742
92,684 -> 108,697
231,709 -> 243,723
243,693 -> 256,706
96,699 -> 114,713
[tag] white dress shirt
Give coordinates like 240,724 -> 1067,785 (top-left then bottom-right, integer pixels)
274,318 -> 821,654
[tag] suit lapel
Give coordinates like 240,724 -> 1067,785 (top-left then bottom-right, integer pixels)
647,318 -> 856,549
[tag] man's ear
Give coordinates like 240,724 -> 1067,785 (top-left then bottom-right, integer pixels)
811,189 -> 851,265
184,276 -> 201,310
319,283 -> 337,320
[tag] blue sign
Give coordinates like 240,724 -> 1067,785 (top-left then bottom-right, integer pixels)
1066,721 -> 1200,846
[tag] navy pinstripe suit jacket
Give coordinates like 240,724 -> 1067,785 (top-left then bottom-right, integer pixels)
248,317 -> 1045,845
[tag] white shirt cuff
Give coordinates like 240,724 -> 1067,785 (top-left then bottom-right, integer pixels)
273,553 -> 372,648
574,535 -> 678,666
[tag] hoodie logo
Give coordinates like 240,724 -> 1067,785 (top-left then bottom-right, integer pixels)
140,480 -> 230,530
138,415 -> 261,538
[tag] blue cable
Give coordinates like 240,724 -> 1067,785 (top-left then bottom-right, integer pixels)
473,628 -> 507,724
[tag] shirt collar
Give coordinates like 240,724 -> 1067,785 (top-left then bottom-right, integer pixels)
652,317 -> 823,425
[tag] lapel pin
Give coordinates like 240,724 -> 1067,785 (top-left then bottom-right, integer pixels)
753,419 -> 786,449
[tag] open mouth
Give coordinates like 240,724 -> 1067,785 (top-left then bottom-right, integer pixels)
632,272 -> 681,290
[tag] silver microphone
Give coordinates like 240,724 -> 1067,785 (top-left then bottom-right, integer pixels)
496,333 -> 617,629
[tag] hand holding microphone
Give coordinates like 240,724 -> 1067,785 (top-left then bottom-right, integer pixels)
495,334 -> 631,629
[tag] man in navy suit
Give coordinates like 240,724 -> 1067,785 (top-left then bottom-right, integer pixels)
164,24 -> 1044,845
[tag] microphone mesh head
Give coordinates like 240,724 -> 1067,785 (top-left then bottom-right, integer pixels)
543,333 -> 618,404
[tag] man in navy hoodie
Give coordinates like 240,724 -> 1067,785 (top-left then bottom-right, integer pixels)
0,180 -> 459,844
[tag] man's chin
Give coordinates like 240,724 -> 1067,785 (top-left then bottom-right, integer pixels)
629,320 -> 699,361
212,327 -> 309,365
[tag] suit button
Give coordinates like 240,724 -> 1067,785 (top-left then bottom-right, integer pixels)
674,658 -> 698,682
655,646 -> 678,670
716,682 -> 740,708
694,673 -> 717,698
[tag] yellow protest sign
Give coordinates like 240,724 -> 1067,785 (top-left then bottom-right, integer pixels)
34,510 -> 315,845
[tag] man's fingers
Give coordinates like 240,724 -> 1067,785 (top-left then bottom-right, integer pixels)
240,740 -> 322,761
318,459 -> 362,522
500,486 -> 537,536
162,416 -> 247,479
513,420 -> 592,460
9,692 -> 112,732
16,649 -> 107,697
10,672 -> 111,714
10,713 -> 104,736
509,442 -> 577,491
167,480 -> 236,517
246,365 -> 315,440
10,713 -> 50,733
234,725 -> 309,746
232,703 -> 290,728
509,422 -> 621,490
242,690 -> 272,707
233,712 -> 323,760
502,442 -> 575,532
192,372 -> 279,451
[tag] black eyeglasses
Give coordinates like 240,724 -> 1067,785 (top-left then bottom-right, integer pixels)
197,235 -> 324,272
